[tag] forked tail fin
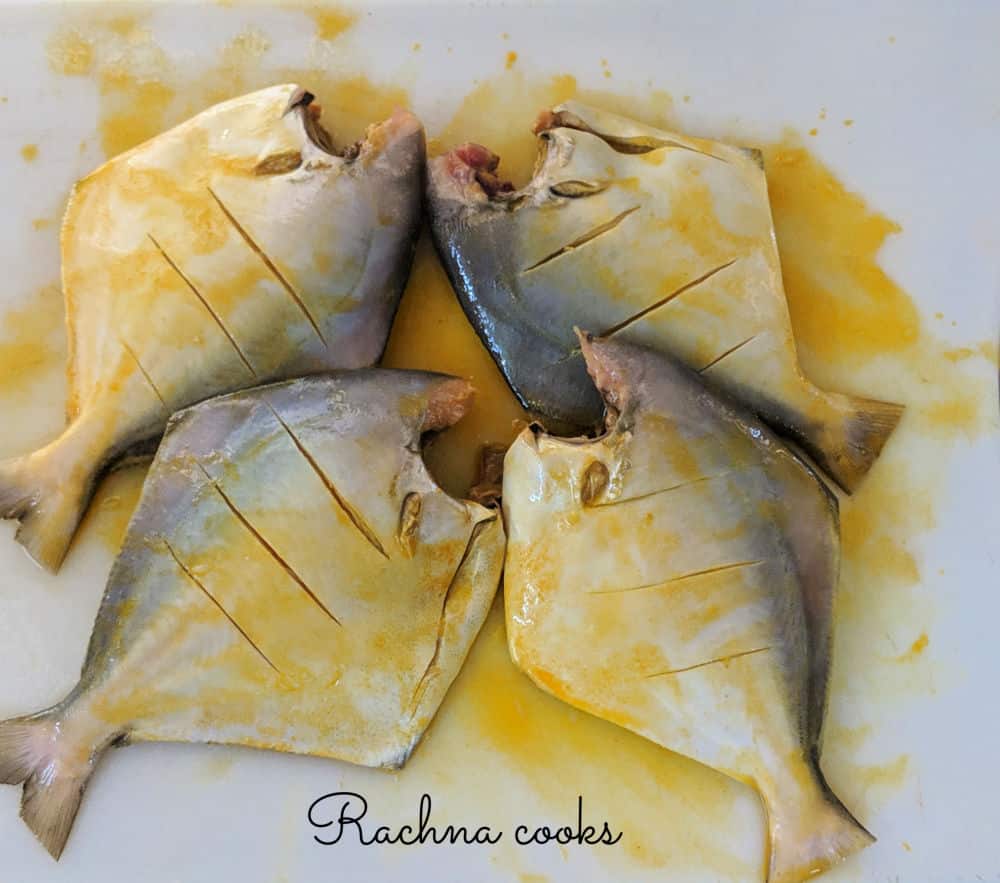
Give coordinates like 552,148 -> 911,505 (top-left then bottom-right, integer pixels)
0,419 -> 104,572
764,757 -> 875,883
796,391 -> 903,494
0,707 -> 113,860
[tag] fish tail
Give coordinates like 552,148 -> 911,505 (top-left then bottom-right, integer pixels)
796,391 -> 904,494
0,420 -> 103,572
0,706 -> 112,860
763,755 -> 875,883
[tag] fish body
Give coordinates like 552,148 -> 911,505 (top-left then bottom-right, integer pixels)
502,332 -> 873,883
0,369 -> 505,859
428,101 -> 901,491
0,84 -> 425,571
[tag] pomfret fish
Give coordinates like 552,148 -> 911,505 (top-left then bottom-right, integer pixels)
0,369 -> 504,859
0,84 -> 424,571
502,331 -> 873,883
427,101 -> 901,492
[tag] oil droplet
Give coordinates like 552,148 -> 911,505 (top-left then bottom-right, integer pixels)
808,127 -> 818,136
20,144 -> 38,162
843,118 -> 855,127
505,50 -> 518,70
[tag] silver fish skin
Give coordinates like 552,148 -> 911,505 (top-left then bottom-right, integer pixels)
0,369 -> 505,860
0,84 -> 425,572
427,102 -> 902,491
502,331 -> 873,883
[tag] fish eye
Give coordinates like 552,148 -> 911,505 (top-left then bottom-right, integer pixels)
549,180 -> 609,198
253,150 -> 303,176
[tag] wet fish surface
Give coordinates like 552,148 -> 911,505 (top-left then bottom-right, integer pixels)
0,84 -> 425,571
502,332 -> 873,883
0,369 -> 505,859
427,101 -> 902,492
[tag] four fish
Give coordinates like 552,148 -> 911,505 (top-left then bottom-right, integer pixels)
502,332 -> 873,883
0,90 -> 884,880
0,370 -> 505,858
0,84 -> 425,571
427,101 -> 902,492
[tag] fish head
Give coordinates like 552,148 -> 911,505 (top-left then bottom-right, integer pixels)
189,84 -> 425,368
208,83 -> 424,190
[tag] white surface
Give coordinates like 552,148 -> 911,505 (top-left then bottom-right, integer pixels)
0,2 -> 999,882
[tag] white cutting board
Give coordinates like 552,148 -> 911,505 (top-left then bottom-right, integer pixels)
1,2 -> 998,882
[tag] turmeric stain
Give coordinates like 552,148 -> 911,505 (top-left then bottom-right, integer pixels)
505,51 -> 518,70
20,144 -> 38,162
46,27 -> 95,76
763,140 -> 920,365
854,754 -> 910,792
308,7 -> 358,42
422,601 -> 757,879
78,464 -> 147,553
898,632 -> 929,661
0,284 -> 65,400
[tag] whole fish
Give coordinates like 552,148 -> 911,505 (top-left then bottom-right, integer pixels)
0,84 -> 425,571
427,101 -> 902,493
502,331 -> 873,883
0,369 -> 505,859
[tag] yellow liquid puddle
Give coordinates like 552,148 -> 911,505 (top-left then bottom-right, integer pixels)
1,11 -> 994,880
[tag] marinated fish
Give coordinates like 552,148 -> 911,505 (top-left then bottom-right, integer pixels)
0,84 -> 425,571
0,369 -> 504,859
502,332 -> 873,883
427,101 -> 901,492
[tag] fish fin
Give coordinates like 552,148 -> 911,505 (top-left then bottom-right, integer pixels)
799,392 -> 904,494
764,756 -> 874,883
0,710 -> 108,860
0,423 -> 101,572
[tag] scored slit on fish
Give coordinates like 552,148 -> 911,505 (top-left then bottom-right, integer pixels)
587,559 -> 766,595
407,519 -> 487,717
118,338 -> 168,409
162,538 -> 282,675
147,233 -> 259,378
589,471 -> 733,508
644,645 -> 772,680
698,334 -> 759,373
263,399 -> 388,559
520,205 -> 640,273
600,257 -> 741,337
207,186 -> 328,347
195,461 -> 343,626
